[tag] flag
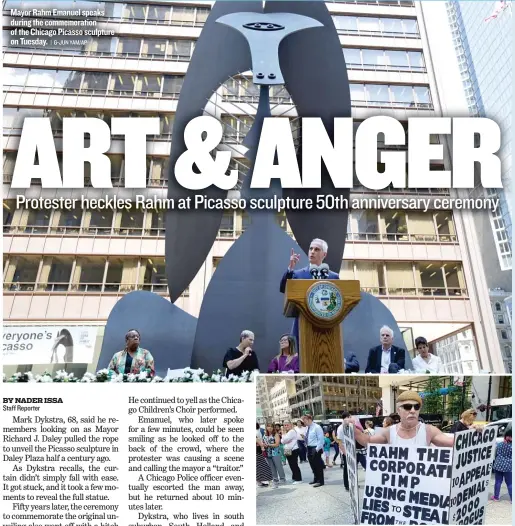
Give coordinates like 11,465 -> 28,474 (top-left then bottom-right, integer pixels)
484,0 -> 508,21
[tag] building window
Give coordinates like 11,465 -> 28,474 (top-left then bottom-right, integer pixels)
495,302 -> 502,312
56,211 -> 82,233
88,210 -> 113,235
501,330 -> 508,340
219,211 -> 235,237
25,210 -> 51,234
142,257 -> 167,292
119,208 -> 144,235
497,315 -> 505,324
46,257 -> 73,291
10,257 -> 40,291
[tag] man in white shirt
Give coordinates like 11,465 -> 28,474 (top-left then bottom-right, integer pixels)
301,413 -> 325,487
411,337 -> 443,373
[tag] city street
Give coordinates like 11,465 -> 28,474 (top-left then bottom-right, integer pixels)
257,459 -> 512,525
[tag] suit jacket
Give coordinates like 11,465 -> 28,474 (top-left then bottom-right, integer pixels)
280,266 -> 340,346
345,353 -> 360,373
365,345 -> 405,374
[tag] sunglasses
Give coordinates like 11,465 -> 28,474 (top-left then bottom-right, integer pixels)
400,403 -> 421,411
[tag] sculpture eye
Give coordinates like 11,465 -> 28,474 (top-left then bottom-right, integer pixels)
243,22 -> 285,31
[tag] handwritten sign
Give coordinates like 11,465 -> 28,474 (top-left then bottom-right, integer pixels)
343,424 -> 360,525
361,445 -> 453,525
449,427 -> 496,525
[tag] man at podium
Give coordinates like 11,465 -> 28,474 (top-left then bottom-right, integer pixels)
280,238 -> 339,345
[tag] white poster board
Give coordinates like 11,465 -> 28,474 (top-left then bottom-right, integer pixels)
449,427 -> 497,524
3,326 -> 98,364
342,423 -> 360,525
362,445 -> 453,525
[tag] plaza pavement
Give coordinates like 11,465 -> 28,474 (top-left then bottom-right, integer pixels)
257,459 -> 512,525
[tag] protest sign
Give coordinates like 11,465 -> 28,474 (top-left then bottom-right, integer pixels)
342,423 -> 360,525
3,325 -> 98,364
449,427 -> 496,525
361,445 -> 453,525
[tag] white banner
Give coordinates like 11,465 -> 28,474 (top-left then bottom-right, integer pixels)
362,445 -> 453,525
343,423 -> 360,525
3,325 -> 98,364
449,427 -> 497,525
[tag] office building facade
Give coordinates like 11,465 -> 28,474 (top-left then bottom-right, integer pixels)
2,0 -> 507,376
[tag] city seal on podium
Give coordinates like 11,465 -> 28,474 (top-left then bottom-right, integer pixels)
307,282 -> 343,320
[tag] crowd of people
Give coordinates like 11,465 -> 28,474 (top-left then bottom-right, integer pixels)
257,392 -> 512,502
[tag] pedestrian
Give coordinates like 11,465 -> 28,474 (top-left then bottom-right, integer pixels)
492,427 -> 512,502
262,424 -> 287,488
295,420 -> 307,463
331,429 -> 340,465
450,408 -> 477,433
364,421 -> 375,436
324,432 -> 332,467
301,413 -> 325,487
256,424 -> 273,488
281,421 -> 302,484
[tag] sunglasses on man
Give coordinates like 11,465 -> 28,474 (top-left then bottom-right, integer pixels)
400,403 -> 421,411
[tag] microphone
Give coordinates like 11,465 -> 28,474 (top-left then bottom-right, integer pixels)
319,264 -> 330,279
310,266 -> 320,279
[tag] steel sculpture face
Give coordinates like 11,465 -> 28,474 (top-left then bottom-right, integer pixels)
100,1 -> 410,374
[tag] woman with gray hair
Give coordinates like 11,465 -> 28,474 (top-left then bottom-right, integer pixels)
223,330 -> 260,377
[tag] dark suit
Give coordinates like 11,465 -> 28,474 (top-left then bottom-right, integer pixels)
365,345 -> 405,373
345,353 -> 360,373
280,266 -> 340,347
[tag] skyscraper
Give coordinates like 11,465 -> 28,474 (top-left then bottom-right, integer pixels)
446,0 -> 512,370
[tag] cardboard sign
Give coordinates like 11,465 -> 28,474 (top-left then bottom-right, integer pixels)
449,427 -> 497,525
361,445 -> 453,525
342,423 -> 360,525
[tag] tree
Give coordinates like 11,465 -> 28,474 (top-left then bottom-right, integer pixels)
422,377 -> 444,415
446,378 -> 472,420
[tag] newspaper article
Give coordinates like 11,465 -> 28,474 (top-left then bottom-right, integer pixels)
1,384 -> 254,526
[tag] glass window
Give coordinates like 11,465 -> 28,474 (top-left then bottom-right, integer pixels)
407,211 -> 436,241
12,257 -> 40,290
25,210 -> 50,233
88,210 -> 112,234
3,200 -> 15,228
355,210 -> 379,240
150,211 -> 165,235
57,210 -> 82,232
110,73 -> 136,96
498,315 -> 505,324
435,212 -> 456,241
161,114 -> 175,135
444,263 -> 465,295
143,257 -> 167,291
366,84 -> 390,105
63,70 -> 83,93
359,17 -> 381,32
390,85 -> 414,104
340,261 -> 354,280
105,259 -> 123,291
350,83 -> 366,102
47,258 -> 73,291
195,8 -> 209,24
333,16 -> 357,32
495,302 -> 502,312
355,262 -> 385,294
136,74 -> 162,96
386,263 -> 415,295
385,50 -> 409,68
4,67 -> 29,90
414,86 -> 431,105
402,19 -> 419,34
162,76 -> 184,97
169,39 -> 194,59
117,37 -> 141,56
26,69 -> 56,89
82,72 -> 109,93
170,6 -> 195,24
147,5 -> 171,24
119,208 -> 144,234
381,18 -> 403,34
219,211 -> 235,237
382,210 -> 408,240
362,49 -> 385,67
408,51 -> 425,70
343,48 -> 361,65
417,262 -> 445,295
141,39 -> 167,57
122,3 -> 147,22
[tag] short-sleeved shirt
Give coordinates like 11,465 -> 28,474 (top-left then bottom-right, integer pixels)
223,347 -> 259,377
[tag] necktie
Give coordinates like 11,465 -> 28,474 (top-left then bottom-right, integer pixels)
306,425 -> 310,445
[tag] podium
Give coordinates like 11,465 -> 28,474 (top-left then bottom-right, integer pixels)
284,280 -> 361,373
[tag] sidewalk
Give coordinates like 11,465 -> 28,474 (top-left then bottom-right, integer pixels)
257,462 -> 512,525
